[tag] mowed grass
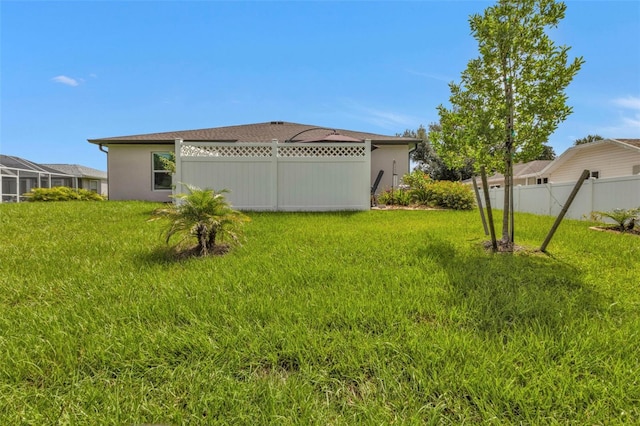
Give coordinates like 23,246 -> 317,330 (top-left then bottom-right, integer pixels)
0,201 -> 638,424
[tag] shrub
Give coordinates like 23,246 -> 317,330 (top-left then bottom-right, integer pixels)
390,170 -> 475,210
24,186 -> 105,201
593,208 -> 639,231
377,188 -> 412,206
402,169 -> 432,190
403,170 -> 433,205
428,180 -> 475,210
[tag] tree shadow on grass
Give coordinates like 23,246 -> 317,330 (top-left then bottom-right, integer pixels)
416,236 -> 606,336
137,244 -> 232,265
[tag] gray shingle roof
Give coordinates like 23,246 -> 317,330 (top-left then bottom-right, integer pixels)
0,155 -> 74,175
88,121 -> 418,145
42,164 -> 107,179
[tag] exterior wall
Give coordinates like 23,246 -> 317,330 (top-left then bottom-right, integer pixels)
370,145 -> 409,193
77,178 -> 109,196
547,143 -> 640,183
107,144 -> 172,201
107,141 -> 407,207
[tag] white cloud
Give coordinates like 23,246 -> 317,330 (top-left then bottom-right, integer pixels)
51,75 -> 80,87
613,95 -> 640,110
341,98 -> 421,130
621,113 -> 640,129
406,69 -> 453,83
596,96 -> 640,137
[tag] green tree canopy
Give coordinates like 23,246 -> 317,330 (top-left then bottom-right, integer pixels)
402,124 -> 474,181
574,134 -> 604,145
536,144 -> 556,160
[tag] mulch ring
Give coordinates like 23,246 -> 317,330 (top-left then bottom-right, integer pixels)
372,205 -> 443,211
481,240 -> 535,253
589,226 -> 640,236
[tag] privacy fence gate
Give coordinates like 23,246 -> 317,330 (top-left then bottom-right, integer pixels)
174,139 -> 372,211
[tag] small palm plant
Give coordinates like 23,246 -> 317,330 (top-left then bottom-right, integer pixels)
150,185 -> 250,256
594,208 -> 639,232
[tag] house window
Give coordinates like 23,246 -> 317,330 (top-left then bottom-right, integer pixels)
52,178 -> 72,187
152,152 -> 173,190
89,180 -> 99,193
536,177 -> 548,184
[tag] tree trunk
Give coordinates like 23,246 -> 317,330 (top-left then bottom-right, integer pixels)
196,223 -> 208,256
207,228 -> 217,252
502,150 -> 512,243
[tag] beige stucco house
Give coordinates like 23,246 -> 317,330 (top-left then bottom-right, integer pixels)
41,164 -> 108,197
88,121 -> 418,203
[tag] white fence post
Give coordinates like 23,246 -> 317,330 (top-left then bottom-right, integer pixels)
174,138 -> 183,199
271,139 -> 278,211
486,175 -> 640,220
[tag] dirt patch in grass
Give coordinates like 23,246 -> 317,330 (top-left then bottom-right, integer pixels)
482,240 -> 534,253
372,205 -> 443,211
589,226 -> 640,237
158,243 -> 232,260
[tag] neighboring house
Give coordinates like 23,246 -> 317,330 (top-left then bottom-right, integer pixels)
475,138 -> 640,189
42,164 -> 108,197
534,138 -> 640,183
0,154 -> 107,203
88,121 -> 419,204
476,138 -> 640,220
477,160 -> 553,189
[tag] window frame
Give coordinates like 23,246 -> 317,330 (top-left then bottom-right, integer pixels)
152,152 -> 173,191
88,180 -> 99,193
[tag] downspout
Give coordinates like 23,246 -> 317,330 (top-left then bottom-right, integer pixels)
408,142 -> 417,171
99,144 -> 109,199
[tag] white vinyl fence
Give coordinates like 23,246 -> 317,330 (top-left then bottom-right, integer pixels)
174,139 -> 371,211
479,174 -> 640,220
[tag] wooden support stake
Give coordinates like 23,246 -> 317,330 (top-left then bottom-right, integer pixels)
472,176 -> 489,236
540,169 -> 591,252
480,166 -> 498,252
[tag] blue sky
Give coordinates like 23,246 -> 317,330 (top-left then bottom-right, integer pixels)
2,1 -> 639,171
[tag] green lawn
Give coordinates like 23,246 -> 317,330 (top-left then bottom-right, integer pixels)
1,201 -> 638,424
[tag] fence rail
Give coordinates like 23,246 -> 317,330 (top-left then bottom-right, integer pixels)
479,174 -> 640,220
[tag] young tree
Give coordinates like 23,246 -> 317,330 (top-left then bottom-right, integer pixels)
432,0 -> 583,249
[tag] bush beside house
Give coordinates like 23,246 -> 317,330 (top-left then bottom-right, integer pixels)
24,187 -> 105,201
377,170 -> 475,210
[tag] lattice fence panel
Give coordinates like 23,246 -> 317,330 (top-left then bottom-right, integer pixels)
278,145 -> 366,158
181,144 -> 273,158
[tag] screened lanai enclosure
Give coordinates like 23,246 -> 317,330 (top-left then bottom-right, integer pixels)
0,155 -> 78,203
